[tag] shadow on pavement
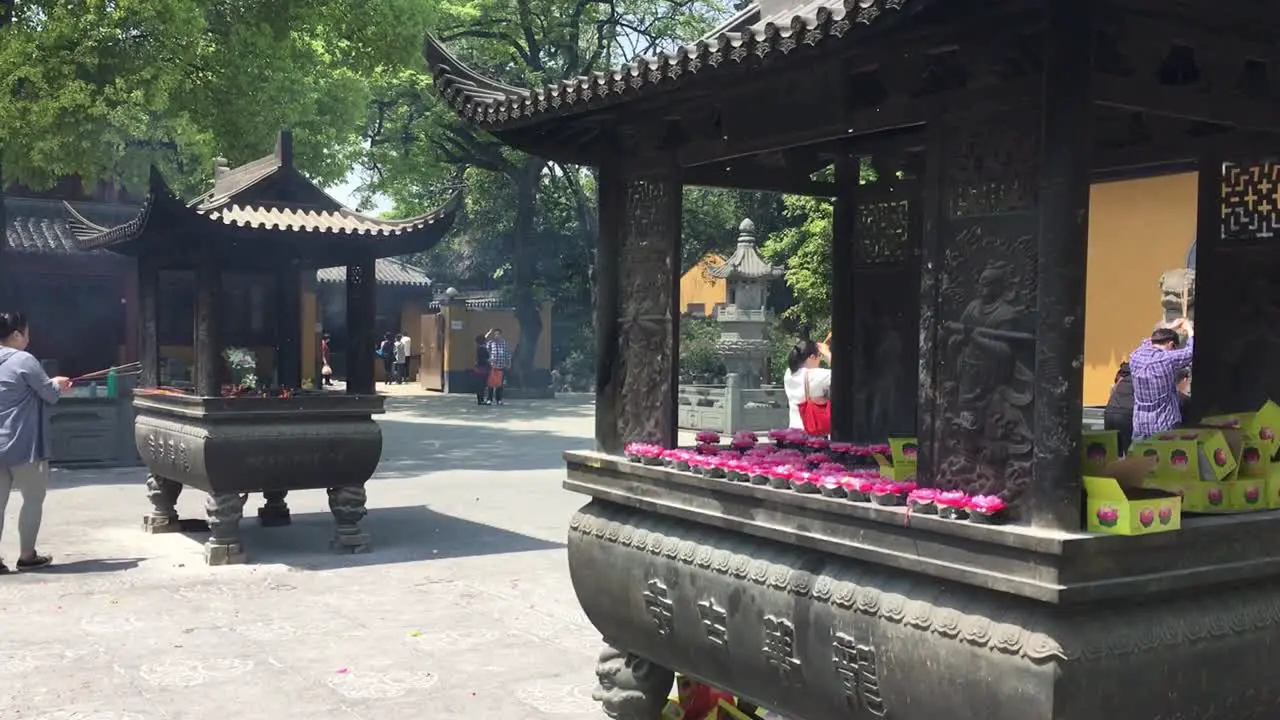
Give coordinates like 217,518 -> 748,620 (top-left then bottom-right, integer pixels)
170,504 -> 565,570
376,394 -> 595,475
34,557 -> 143,575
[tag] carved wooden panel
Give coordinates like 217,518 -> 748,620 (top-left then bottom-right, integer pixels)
947,120 -> 1039,218
1222,161 -> 1280,241
617,178 -> 680,445
926,113 -> 1041,508
849,175 -> 920,441
855,197 -> 912,264
1196,159 -> 1280,415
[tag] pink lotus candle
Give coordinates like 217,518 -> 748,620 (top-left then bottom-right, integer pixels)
907,487 -> 940,515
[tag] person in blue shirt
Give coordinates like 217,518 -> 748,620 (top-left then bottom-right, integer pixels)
0,311 -> 71,573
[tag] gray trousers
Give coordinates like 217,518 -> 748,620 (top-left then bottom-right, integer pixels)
0,460 -> 47,555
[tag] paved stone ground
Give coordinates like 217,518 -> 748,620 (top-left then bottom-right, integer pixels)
0,394 -> 620,720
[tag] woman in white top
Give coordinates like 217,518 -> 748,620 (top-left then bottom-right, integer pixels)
782,339 -> 832,430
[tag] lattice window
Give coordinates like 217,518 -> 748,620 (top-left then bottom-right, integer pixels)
855,198 -> 912,264
1222,161 -> 1280,240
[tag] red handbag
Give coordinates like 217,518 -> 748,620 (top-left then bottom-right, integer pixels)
798,370 -> 831,437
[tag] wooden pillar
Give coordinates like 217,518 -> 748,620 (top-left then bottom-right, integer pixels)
1032,0 -> 1096,528
345,252 -> 376,395
275,261 -> 302,389
136,255 -> 160,387
829,157 -> 856,441
594,163 -> 682,453
845,153 -> 922,442
918,0 -> 1093,530
595,160 -> 624,452
1185,156 -> 1222,422
122,261 -> 139,364
193,243 -> 223,396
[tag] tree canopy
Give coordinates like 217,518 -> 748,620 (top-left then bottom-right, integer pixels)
1,0 -> 839,384
1,0 -> 433,195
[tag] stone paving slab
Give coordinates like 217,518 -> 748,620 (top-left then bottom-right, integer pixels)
0,395 -> 615,720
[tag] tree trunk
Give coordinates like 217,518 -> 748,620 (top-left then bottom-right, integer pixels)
509,157 -> 545,388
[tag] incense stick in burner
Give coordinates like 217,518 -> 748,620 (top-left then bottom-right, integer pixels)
71,362 -> 143,382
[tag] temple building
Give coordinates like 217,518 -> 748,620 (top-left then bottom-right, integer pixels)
424,1 -> 1280,718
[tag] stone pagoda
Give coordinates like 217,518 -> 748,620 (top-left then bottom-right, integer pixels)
706,218 -> 783,388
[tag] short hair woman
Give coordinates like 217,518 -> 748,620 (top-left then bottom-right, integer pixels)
0,311 -> 71,572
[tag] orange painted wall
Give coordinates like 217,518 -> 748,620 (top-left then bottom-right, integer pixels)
680,255 -> 728,316
1084,172 -> 1197,405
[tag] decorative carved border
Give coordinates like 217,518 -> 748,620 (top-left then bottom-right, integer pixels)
428,0 -> 913,130
569,505 -> 1280,665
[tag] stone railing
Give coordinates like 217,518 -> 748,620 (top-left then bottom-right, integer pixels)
714,307 -> 770,323
678,373 -> 789,433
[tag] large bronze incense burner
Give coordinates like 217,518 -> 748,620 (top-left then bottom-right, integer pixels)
71,130 -> 460,564
426,0 -> 1280,715
136,392 -> 384,563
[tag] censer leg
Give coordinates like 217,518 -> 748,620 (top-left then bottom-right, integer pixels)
204,491 -> 247,565
593,644 -> 675,720
328,485 -> 371,553
142,474 -> 184,533
257,490 -> 292,527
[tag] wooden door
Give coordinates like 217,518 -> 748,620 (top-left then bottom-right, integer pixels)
418,313 -> 445,390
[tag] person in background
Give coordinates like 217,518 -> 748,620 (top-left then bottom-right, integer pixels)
398,331 -> 413,385
378,332 -> 396,385
782,339 -> 831,431
1129,318 -> 1194,441
1103,362 -> 1134,454
392,331 -> 408,385
473,334 -> 492,406
0,311 -> 71,572
485,329 -> 510,406
320,333 -> 334,386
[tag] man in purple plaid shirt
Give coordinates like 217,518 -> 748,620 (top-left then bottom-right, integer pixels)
1129,318 -> 1194,439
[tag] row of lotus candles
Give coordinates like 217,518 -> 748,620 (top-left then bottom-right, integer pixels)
624,430 -> 1008,523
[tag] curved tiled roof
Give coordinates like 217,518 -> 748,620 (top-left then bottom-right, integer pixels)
317,257 -> 433,286
203,199 -> 460,237
4,198 -> 138,254
68,165 -> 464,254
425,0 -> 917,131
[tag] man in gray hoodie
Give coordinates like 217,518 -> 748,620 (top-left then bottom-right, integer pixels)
0,311 -> 70,573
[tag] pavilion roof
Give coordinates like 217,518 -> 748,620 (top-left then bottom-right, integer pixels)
705,219 -> 783,280
424,0 -> 920,133
65,132 -> 463,263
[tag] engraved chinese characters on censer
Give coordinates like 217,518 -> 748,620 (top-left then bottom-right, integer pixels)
142,430 -> 189,533
833,630 -> 887,717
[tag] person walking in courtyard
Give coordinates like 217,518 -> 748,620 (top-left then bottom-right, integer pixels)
0,311 -> 71,573
320,333 -> 334,386
398,331 -> 413,385
783,338 -> 831,433
392,331 -> 408,385
474,334 -> 492,405
485,328 -> 509,406
378,332 -> 396,385
1129,318 -> 1194,440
